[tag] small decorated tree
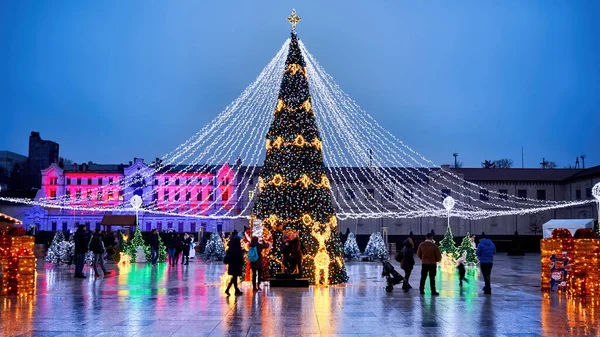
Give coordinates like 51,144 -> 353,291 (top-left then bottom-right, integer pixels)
344,232 -> 361,259
144,233 -> 168,263
123,227 -> 148,263
45,231 -> 67,264
455,232 -> 478,266
204,232 -> 225,261
364,232 -> 387,259
439,226 -> 457,267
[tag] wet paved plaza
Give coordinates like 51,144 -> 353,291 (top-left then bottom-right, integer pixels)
1,254 -> 600,337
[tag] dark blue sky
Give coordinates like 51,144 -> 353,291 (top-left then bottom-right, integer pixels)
1,1 -> 599,168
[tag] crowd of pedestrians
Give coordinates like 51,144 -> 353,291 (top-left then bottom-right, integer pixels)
396,231 -> 496,296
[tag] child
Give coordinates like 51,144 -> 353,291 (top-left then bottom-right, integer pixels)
457,252 -> 469,286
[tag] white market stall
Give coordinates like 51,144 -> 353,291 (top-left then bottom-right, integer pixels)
542,219 -> 595,238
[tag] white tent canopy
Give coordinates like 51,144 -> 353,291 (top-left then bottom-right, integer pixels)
542,219 -> 595,238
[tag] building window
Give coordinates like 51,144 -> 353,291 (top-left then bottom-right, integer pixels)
186,179 -> 191,185
66,178 -> 71,185
537,190 -> 546,200
51,222 -> 57,231
98,178 -> 103,185
222,190 -> 229,201
248,190 -> 255,200
178,222 -> 184,232
197,191 -> 203,201
87,178 -> 92,185
164,178 -> 169,185
186,192 -> 191,201
175,179 -> 180,185
190,222 -> 196,232
174,192 -> 180,201
575,189 -> 582,200
146,222 -> 152,232
198,178 -> 203,185
587,188 -> 593,199
154,179 -> 158,186
62,222 -> 68,232
76,178 -> 81,185
157,222 -> 162,231
441,189 -> 451,200
366,188 -> 375,200
50,190 -> 57,199
97,191 -> 102,201
517,189 -> 527,199
345,189 -> 355,200
249,178 -> 254,185
499,189 -> 508,201
109,178 -> 113,185
108,191 -> 114,201
87,190 -> 92,200
75,189 -> 81,200
164,190 -> 169,201
153,191 -> 158,201
119,190 -> 124,201
167,222 -> 173,229
209,190 -> 215,201
479,189 -> 489,201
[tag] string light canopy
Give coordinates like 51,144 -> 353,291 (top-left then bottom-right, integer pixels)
0,12 -> 595,222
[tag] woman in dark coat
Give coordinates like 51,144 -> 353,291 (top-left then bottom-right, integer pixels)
224,236 -> 244,296
249,236 -> 270,292
400,239 -> 415,291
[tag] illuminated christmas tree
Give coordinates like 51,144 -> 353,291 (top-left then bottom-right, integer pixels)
251,10 -> 348,285
46,231 -> 68,264
344,232 -> 361,259
439,226 -> 457,256
123,227 -> 148,263
204,232 -> 225,261
456,232 -> 478,266
144,233 -> 167,263
364,232 -> 387,259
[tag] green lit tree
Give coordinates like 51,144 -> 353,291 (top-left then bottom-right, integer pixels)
251,13 -> 348,284
344,232 -> 361,259
439,226 -> 457,256
455,232 -> 478,266
123,227 -> 148,263
144,233 -> 167,263
364,232 -> 387,259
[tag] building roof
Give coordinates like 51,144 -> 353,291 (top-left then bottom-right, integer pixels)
0,212 -> 23,224
449,168 -> 583,182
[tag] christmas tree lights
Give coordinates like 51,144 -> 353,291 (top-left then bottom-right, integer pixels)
204,232 -> 225,261
456,232 -> 478,266
364,232 -> 387,259
344,232 -> 361,259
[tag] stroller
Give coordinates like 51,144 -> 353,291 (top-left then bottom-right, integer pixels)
381,258 -> 405,292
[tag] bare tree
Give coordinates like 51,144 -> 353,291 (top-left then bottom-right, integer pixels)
540,158 -> 557,169
493,158 -> 513,168
481,160 -> 495,169
528,214 -> 544,236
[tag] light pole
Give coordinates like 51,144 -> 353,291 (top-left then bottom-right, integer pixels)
130,195 -> 142,230
593,183 -> 600,235
443,196 -> 455,229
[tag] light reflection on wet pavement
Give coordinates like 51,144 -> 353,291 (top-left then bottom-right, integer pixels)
1,254 -> 599,336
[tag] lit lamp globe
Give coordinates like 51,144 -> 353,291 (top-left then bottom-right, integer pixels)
130,195 -> 143,210
592,183 -> 600,202
443,196 -> 455,212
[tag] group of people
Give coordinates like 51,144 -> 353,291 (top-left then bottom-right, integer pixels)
73,225 -> 112,279
163,231 -> 194,267
397,232 -> 497,295
223,230 -> 272,296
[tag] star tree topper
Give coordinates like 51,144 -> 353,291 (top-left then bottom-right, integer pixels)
287,9 -> 301,33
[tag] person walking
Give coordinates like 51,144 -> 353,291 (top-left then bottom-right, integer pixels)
224,235 -> 244,296
248,236 -> 270,292
166,231 -> 178,267
89,229 -> 112,278
400,239 -> 415,292
149,229 -> 160,267
456,252 -> 468,287
476,233 -> 496,294
416,232 -> 442,295
73,225 -> 89,279
181,233 -> 192,265
174,233 -> 183,265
